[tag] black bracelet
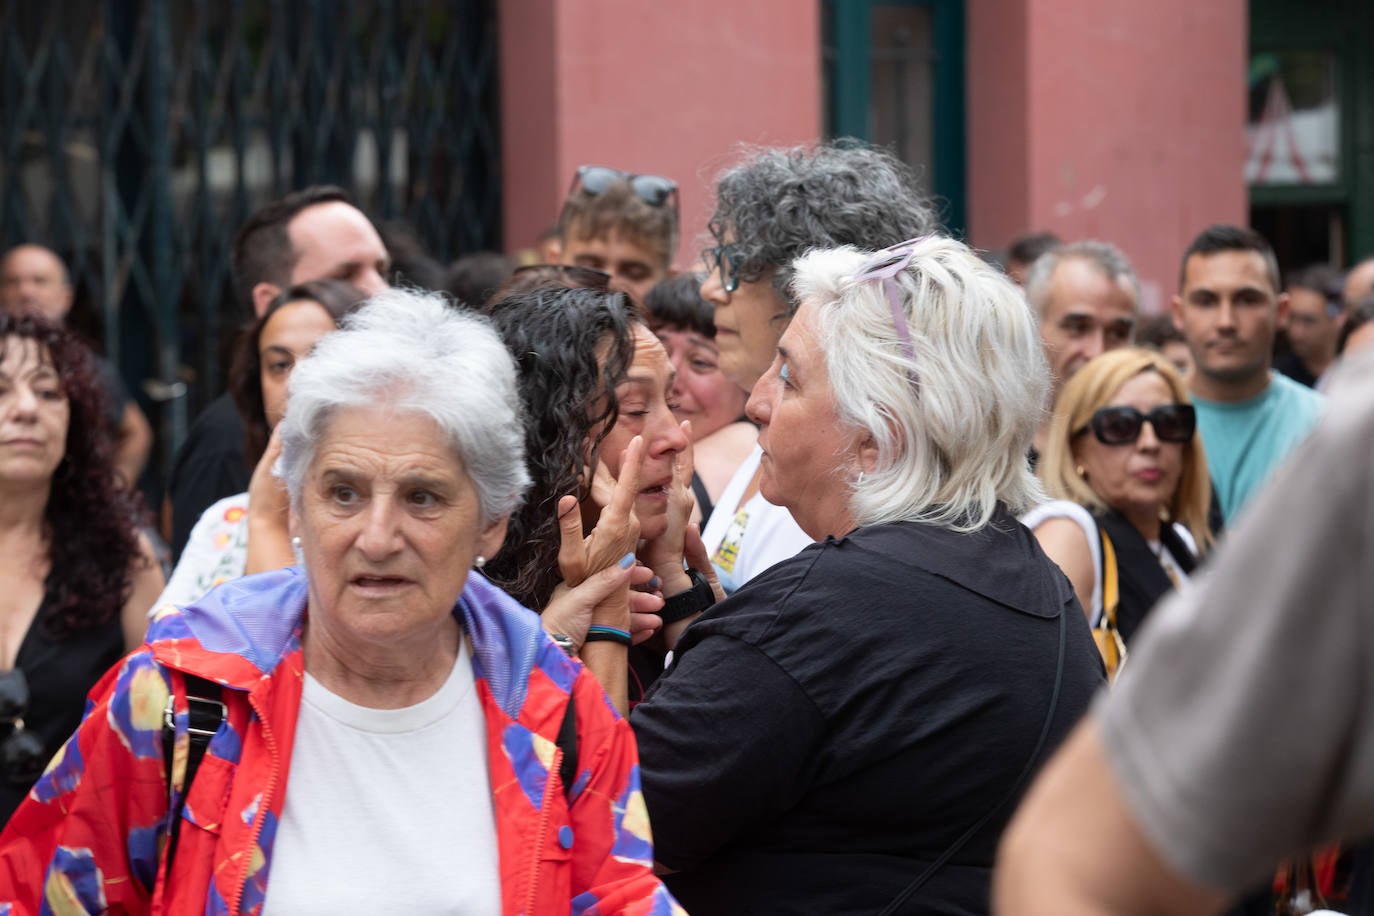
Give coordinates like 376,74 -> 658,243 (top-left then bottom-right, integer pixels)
583,625 -> 632,646
659,568 -> 715,624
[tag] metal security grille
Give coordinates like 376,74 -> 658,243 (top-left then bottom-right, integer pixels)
0,0 -> 500,479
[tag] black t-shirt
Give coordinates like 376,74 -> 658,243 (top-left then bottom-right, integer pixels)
632,509 -> 1105,915
167,392 -> 249,562
1274,351 -> 1319,389
0,601 -> 124,826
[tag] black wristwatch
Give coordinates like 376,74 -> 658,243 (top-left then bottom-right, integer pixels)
659,568 -> 715,624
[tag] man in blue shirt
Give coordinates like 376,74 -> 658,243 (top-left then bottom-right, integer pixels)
1170,225 -> 1322,523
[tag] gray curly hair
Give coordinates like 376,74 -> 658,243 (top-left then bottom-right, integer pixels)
707,141 -> 939,318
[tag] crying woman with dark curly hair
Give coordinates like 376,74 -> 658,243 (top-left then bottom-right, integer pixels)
0,314 -> 163,825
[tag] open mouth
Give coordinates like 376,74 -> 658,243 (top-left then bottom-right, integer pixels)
350,575 -> 411,591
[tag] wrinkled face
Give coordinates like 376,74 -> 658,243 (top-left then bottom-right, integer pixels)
560,228 -> 667,309
0,247 -> 73,322
0,336 -> 70,485
1039,258 -> 1137,403
1173,251 -> 1282,387
292,405 -> 508,650
287,202 -> 391,298
1284,286 -> 1339,364
654,324 -> 747,441
594,325 -> 688,541
1072,371 -> 1187,532
700,245 -> 787,393
745,301 -> 863,540
259,300 -> 338,430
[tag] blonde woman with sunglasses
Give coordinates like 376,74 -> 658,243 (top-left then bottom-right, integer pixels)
1026,348 -> 1213,664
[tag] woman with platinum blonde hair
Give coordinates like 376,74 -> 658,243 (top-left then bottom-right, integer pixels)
0,289 -> 681,915
631,237 -> 1103,914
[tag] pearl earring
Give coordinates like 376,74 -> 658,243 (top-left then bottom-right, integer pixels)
474,555 -> 486,569
1075,465 -> 1086,479
291,536 -> 301,549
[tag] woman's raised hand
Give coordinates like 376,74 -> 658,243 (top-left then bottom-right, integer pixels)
244,427 -> 295,574
558,436 -> 644,588
638,422 -> 696,595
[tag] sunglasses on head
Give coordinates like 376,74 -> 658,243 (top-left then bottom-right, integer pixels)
1082,404 -> 1196,446
571,165 -> 678,210
0,669 -> 48,786
850,237 -> 931,390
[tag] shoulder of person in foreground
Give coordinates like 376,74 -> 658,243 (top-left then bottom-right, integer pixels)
0,646 -> 175,913
995,354 -> 1374,914
458,574 -> 683,915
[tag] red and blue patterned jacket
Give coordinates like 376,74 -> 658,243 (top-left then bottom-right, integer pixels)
0,567 -> 682,915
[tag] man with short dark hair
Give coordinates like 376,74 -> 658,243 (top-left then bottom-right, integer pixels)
555,165 -> 678,308
168,187 -> 389,559
1276,263 -> 1344,388
0,243 -> 153,489
1170,224 -> 1322,522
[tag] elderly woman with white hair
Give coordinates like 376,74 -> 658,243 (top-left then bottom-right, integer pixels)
630,238 -> 1105,914
0,290 -> 681,915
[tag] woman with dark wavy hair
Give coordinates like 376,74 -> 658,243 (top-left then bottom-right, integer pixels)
485,285 -> 699,710
0,313 -> 162,824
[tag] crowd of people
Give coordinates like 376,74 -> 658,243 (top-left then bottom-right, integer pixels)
0,138 -> 1373,914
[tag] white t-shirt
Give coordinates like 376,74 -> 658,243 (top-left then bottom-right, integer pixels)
261,639 -> 501,914
700,446 -> 814,594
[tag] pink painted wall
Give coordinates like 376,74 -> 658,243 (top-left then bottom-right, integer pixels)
500,0 -> 822,269
968,0 -> 1247,312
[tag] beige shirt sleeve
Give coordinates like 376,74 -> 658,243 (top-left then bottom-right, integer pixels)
1099,353 -> 1374,892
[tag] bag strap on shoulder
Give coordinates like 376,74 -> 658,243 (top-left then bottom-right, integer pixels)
160,673 -> 225,878
556,694 -> 579,802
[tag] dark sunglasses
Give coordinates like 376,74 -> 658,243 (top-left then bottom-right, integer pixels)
571,165 -> 678,209
511,264 -> 612,291
0,669 -> 48,786
1081,404 -> 1196,446
702,244 -> 742,293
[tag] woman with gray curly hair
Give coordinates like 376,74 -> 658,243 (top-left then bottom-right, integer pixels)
697,141 -> 939,593
632,238 -> 1104,914
0,290 -> 680,914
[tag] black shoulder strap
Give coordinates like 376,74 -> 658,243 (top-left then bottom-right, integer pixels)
556,696 -> 579,803
161,674 -> 224,879
690,471 -> 715,528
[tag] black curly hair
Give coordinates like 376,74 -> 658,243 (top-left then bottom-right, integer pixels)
227,279 -> 366,469
707,140 -> 939,318
0,314 -> 147,639
483,286 -> 637,609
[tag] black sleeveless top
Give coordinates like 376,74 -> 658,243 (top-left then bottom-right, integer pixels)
0,599 -> 124,826
1095,510 -> 1198,645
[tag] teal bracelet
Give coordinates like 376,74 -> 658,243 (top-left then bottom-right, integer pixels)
584,625 -> 631,646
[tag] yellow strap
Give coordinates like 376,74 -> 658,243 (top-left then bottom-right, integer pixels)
1100,528 -> 1119,627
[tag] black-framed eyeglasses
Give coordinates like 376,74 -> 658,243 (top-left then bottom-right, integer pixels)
0,669 -> 48,786
1080,404 -> 1196,446
570,165 -> 678,210
703,244 -> 741,293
